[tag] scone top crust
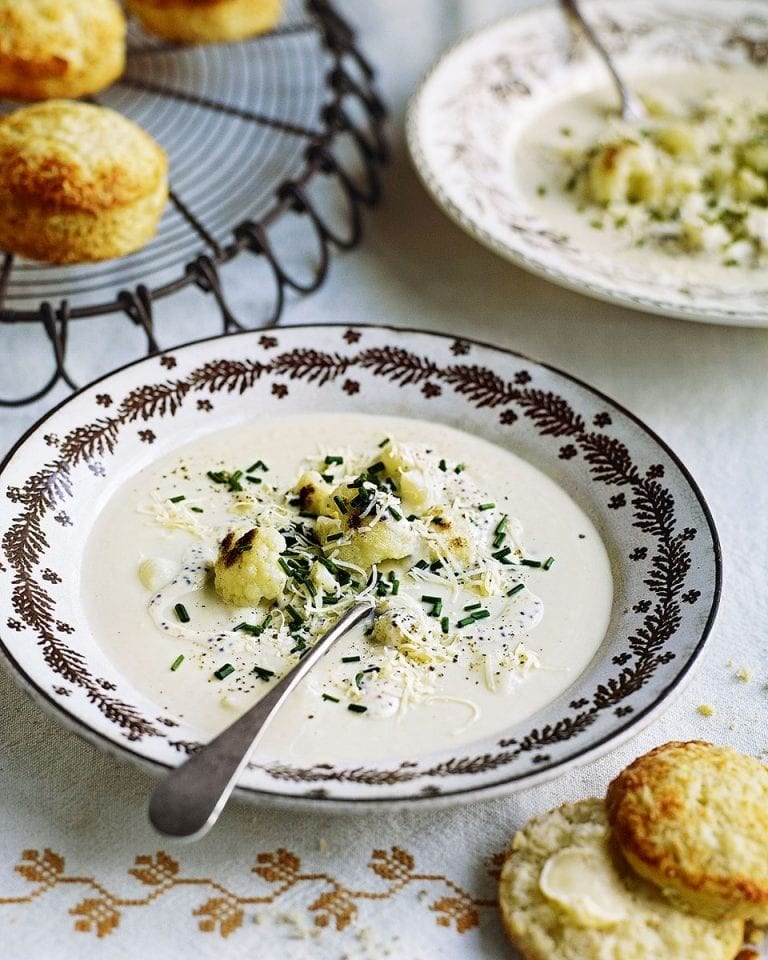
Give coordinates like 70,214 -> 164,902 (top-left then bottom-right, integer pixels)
0,101 -> 168,213
0,0 -> 125,78
131,0 -> 234,7
498,797 -> 744,960
607,740 -> 768,919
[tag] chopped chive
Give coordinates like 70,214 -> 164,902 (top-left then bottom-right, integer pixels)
464,602 -> 482,611
333,495 -> 348,514
406,514 -> 418,522
493,533 -> 506,548
234,543 -> 252,555
457,615 -> 476,628
214,663 -> 234,680
234,622 -> 260,635
432,599 -> 443,617
326,532 -> 344,543
319,556 -> 339,574
322,693 -> 340,703
325,455 -> 344,466
246,475 -> 262,485
207,470 -> 226,484
253,666 -> 275,682
378,437 -> 390,448
376,581 -> 388,597
322,595 -> 340,605
355,672 -> 365,688
478,502 -> 495,511
543,556 -> 555,570
278,558 -> 293,576
169,495 -> 186,503
260,614 -> 273,631
391,579 -> 399,596
342,655 -> 361,663
174,603 -> 190,624
347,704 -> 367,714
388,506 -> 403,521
170,654 -> 184,671
507,583 -> 525,597
247,460 -> 269,472
454,463 -> 465,474
190,506 -> 204,513
495,515 -> 508,534
441,616 -> 450,635
415,559 -> 429,570
321,473 -> 334,483
285,604 -> 303,627
304,580 -> 317,598
438,459 -> 447,472
369,461 -> 386,473
388,570 -> 397,582
430,560 -> 444,573
421,595 -> 441,604
472,609 -> 490,621
521,558 -> 542,568
492,547 -> 511,562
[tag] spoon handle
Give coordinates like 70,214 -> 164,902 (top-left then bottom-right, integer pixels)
559,0 -> 645,122
148,600 -> 375,839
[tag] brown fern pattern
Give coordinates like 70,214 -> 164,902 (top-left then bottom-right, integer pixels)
0,329 -> 711,790
0,847 -> 494,939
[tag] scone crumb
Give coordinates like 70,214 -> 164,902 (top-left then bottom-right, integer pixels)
697,704 -> 716,717
318,837 -> 328,854
747,928 -> 765,945
735,949 -> 759,960
735,666 -> 753,683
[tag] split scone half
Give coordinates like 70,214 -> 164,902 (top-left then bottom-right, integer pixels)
0,101 -> 168,264
607,740 -> 768,923
499,798 -> 744,960
0,0 -> 125,101
127,0 -> 283,44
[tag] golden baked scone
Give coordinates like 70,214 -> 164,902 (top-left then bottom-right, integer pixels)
0,0 -> 126,101
498,798 -> 744,960
607,741 -> 768,923
0,101 -> 168,264
127,0 -> 283,44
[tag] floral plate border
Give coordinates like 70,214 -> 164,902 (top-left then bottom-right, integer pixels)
407,0 -> 768,326
0,324 -> 720,806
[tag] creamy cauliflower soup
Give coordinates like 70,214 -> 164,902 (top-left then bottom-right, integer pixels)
81,414 -> 612,763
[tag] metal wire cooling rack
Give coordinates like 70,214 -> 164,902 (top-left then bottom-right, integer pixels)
0,0 -> 387,406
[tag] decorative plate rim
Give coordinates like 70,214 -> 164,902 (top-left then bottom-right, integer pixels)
406,0 -> 768,327
0,322 -> 722,808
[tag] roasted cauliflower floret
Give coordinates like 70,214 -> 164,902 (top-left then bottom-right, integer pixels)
335,515 -> 418,567
424,508 -> 478,567
214,525 -> 286,606
315,514 -> 344,544
588,140 -> 660,205
371,603 -> 432,652
293,470 -> 335,516
380,443 -> 441,514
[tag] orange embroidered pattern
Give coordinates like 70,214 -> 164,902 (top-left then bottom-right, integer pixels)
0,847 -> 497,938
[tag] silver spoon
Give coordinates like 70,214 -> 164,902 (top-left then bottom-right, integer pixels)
148,600 -> 376,839
560,0 -> 646,122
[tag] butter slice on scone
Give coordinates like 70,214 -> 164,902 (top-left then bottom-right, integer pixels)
499,798 -> 744,960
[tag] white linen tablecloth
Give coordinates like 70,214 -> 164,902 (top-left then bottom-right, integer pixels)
1,2 -> 767,956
